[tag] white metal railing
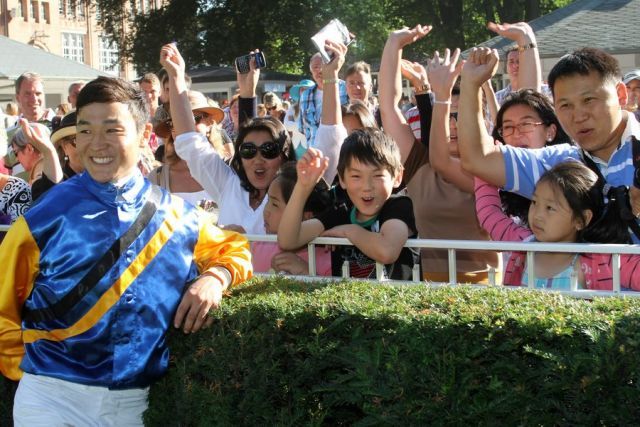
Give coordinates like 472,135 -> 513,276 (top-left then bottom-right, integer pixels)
2,224 -> 638,298
246,234 -> 640,299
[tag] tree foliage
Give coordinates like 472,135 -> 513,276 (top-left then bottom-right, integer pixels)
93,0 -> 572,75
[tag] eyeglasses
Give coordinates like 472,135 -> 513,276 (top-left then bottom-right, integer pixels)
498,121 -> 544,138
238,141 -> 281,160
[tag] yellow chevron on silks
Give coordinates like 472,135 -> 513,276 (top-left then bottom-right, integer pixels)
22,204 -> 183,344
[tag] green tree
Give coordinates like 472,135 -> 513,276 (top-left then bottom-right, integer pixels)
92,0 -> 573,75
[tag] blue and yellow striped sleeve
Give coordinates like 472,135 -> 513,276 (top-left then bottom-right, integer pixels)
0,216 -> 40,380
193,215 -> 253,288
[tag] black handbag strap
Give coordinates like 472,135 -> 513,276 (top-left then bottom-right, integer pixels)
580,136 -> 640,240
23,185 -> 163,323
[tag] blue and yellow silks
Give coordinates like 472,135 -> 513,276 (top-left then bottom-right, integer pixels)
0,170 -> 252,389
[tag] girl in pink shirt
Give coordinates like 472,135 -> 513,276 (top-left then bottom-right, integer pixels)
475,161 -> 640,290
252,162 -> 333,275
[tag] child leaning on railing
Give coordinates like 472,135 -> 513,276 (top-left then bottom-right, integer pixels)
475,161 -> 640,290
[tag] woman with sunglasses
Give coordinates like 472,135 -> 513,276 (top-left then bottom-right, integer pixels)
162,44 -> 295,234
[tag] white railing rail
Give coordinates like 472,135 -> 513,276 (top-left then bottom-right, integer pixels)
2,224 -> 638,298
246,234 -> 640,298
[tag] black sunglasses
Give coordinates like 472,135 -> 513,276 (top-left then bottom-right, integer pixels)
165,113 -> 209,131
238,141 -> 281,160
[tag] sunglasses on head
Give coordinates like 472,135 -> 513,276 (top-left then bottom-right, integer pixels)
165,113 -> 209,131
238,141 -> 281,160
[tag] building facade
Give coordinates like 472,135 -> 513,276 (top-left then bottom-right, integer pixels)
0,0 -> 163,80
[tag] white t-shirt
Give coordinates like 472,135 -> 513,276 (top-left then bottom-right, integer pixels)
314,123 -> 348,185
174,131 -> 267,234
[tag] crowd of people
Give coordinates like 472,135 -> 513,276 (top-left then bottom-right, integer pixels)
1,19 -> 640,424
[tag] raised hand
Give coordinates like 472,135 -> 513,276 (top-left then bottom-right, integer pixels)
322,40 -> 347,77
461,47 -> 499,88
296,147 -> 329,190
487,21 -> 535,45
400,59 -> 429,90
388,24 -> 432,48
18,119 -> 54,153
160,43 -> 185,78
428,48 -> 463,99
237,49 -> 261,97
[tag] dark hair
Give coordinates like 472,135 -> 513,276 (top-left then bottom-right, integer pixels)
341,100 -> 377,129
492,89 -> 569,146
337,127 -> 402,179
493,89 -> 571,223
548,48 -> 621,97
536,161 -> 629,244
76,77 -> 149,133
274,162 -> 331,215
231,117 -> 295,198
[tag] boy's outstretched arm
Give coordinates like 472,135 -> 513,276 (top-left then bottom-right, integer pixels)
278,148 -> 327,250
160,43 -> 196,136
322,219 -> 410,265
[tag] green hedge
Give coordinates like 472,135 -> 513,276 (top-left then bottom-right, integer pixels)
3,279 -> 640,425
145,279 -> 640,425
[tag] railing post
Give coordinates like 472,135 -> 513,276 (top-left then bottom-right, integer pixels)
448,249 -> 456,284
376,262 -> 385,281
570,267 -> 578,291
612,253 -> 621,293
412,263 -> 420,282
342,261 -> 350,278
307,243 -> 316,277
526,251 -> 535,289
488,267 -> 496,286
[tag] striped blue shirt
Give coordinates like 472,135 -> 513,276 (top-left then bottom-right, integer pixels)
501,112 -> 640,242
298,81 -> 348,151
